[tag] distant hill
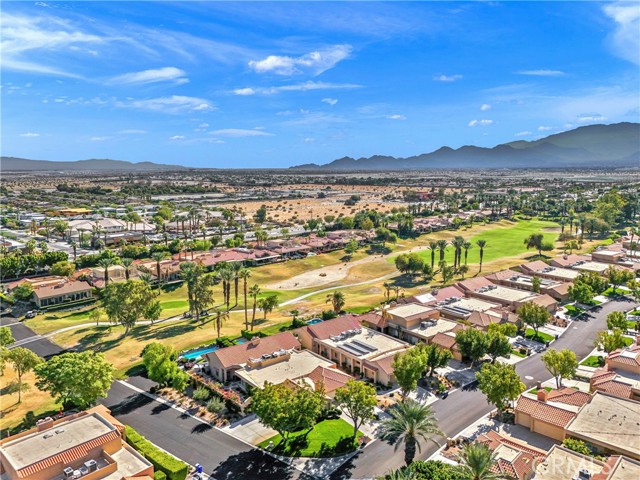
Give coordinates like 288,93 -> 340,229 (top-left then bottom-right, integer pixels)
1,157 -> 188,172
291,122 -> 640,170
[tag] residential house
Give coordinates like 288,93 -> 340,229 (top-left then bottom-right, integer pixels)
475,430 -> 546,480
457,277 -> 557,312
486,269 -> 571,302
534,445 -> 640,480
6,276 -> 93,308
520,260 -> 580,283
589,345 -> 640,401
384,303 -> 446,344
0,405 -> 153,480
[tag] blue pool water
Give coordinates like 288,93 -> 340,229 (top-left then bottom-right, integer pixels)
235,337 -> 247,344
181,346 -> 218,360
307,318 -> 323,325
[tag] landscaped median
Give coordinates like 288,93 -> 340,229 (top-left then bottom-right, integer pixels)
258,418 -> 364,457
125,425 -> 190,480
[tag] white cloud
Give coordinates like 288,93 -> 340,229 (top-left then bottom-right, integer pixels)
119,95 -> 215,114
517,69 -> 565,76
386,114 -> 406,120
248,44 -> 352,76
538,126 -> 553,131
232,81 -> 361,96
322,98 -> 338,106
468,119 -> 494,127
603,2 -> 640,65
20,132 -> 40,137
480,103 -> 491,111
209,128 -> 273,138
232,87 -> 256,96
118,129 -> 147,134
169,135 -> 185,140
109,67 -> 188,85
514,131 -> 532,137
576,113 -> 607,123
433,74 -> 463,82
303,137 -> 315,143
90,136 -> 109,141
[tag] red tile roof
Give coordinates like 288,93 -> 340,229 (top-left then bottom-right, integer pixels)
456,276 -> 494,292
520,260 -> 550,273
358,312 -> 386,329
32,280 -> 92,299
516,395 -> 577,427
305,366 -> 352,394
467,311 -> 500,328
486,269 -> 520,282
432,285 -> 466,302
206,332 -> 300,369
305,315 -> 362,340
477,431 -> 545,480
546,388 -> 592,407
431,332 -> 457,350
365,353 -> 396,375
608,345 -> 640,367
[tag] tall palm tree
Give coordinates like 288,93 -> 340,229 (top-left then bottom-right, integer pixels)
121,257 -> 134,280
457,442 -> 507,480
151,252 -> 167,283
98,257 -> 116,284
238,268 -> 252,330
139,272 -> 154,285
462,241 -> 472,265
476,240 -> 487,272
436,240 -> 448,265
69,241 -> 77,262
218,266 -> 234,311
377,400 -> 443,466
231,261 -> 243,306
326,291 -> 346,313
451,236 -> 465,270
214,309 -> 229,338
249,284 -> 261,330
428,240 -> 438,270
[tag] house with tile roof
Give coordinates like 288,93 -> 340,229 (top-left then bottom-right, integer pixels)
520,260 -> 580,283
475,430 -> 546,480
515,389 -> 587,441
589,344 -> 640,401
0,405 -> 153,480
204,332 -> 301,382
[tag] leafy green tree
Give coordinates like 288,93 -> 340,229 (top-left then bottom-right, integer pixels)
441,265 -> 455,284
607,311 -> 628,331
568,282 -> 595,305
89,307 -> 106,327
102,280 -> 162,335
392,349 -> 427,398
524,233 -> 545,255
516,302 -> 550,337
606,266 -> 634,295
457,442 -> 508,480
476,362 -> 525,413
541,349 -> 578,388
326,291 -> 346,313
395,254 -> 410,274
249,284 -> 261,329
455,329 -> 488,365
141,342 -> 188,390
50,261 -> 75,277
0,327 -> 15,347
562,438 -> 593,456
12,283 -> 34,302
627,279 -> 640,302
258,293 -> 280,320
5,347 -> 42,402
376,227 -> 398,247
419,343 -> 452,377
344,238 -> 359,256
254,205 -> 268,223
486,332 -> 512,363
378,400 -> 443,466
531,276 -> 541,294
574,271 -> 608,295
35,351 -> 114,409
595,329 -> 628,353
334,380 -> 377,438
487,323 -> 517,337
180,262 -> 214,322
251,382 -> 324,441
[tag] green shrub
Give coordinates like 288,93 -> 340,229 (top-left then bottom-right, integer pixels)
206,398 -> 225,414
125,426 -> 189,480
192,386 -> 210,401
562,438 -> 593,456
240,329 -> 267,340
215,336 -> 237,348
154,471 -> 167,480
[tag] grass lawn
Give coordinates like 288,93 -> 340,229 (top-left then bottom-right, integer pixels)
0,368 -> 58,433
524,329 -> 554,343
24,306 -> 97,334
411,219 -> 559,266
580,355 -> 604,367
527,386 -> 552,394
564,305 -> 582,317
623,336 -> 634,346
627,320 -> 639,331
258,419 -> 362,457
511,349 -> 527,358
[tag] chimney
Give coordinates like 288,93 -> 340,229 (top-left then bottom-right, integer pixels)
36,417 -> 54,432
251,337 -> 261,346
501,311 -> 509,321
537,389 -> 548,402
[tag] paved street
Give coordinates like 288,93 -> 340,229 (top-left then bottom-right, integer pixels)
95,298 -> 629,480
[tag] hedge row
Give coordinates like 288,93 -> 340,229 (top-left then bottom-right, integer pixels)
240,329 -> 267,340
154,471 -> 167,480
125,425 -> 189,480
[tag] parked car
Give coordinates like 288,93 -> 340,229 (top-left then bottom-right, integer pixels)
25,310 -> 36,319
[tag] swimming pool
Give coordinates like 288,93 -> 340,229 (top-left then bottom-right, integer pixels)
307,318 -> 323,325
181,346 -> 219,360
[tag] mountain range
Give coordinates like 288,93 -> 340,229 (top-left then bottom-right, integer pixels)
291,122 -> 640,170
1,157 -> 187,172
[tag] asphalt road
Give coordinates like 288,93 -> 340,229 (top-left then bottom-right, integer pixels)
4,320 -> 65,358
98,298 -> 631,480
330,297 -> 632,479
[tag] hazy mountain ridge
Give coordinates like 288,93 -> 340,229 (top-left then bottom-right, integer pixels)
1,157 -> 188,172
291,122 -> 640,170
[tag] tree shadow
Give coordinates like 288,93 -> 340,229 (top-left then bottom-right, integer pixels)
366,245 -> 391,255
151,403 -> 171,415
191,423 -> 213,434
131,322 -> 202,342
329,450 -> 360,480
109,393 -> 154,416
209,449 -> 305,480
389,275 -> 426,289
0,381 -> 21,396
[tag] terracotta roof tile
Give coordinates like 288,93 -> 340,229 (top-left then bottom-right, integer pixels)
516,395 -> 577,427
431,332 -> 457,350
206,332 -> 300,369
357,312 -> 386,328
305,315 -> 362,340
432,285 -> 466,302
546,388 -> 592,407
305,366 -> 353,394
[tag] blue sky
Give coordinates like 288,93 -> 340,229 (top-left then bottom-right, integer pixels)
2,1 -> 639,168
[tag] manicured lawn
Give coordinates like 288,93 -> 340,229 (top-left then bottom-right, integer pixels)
524,329 -> 554,343
24,307 -> 96,334
623,336 -> 633,346
412,219 -> 559,266
346,305 -> 374,315
258,419 -> 362,457
527,386 -> 552,394
511,349 -> 527,358
627,321 -> 639,331
564,305 -> 582,317
580,355 -> 604,367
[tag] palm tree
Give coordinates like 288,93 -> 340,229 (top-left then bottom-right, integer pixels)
69,241 -> 77,262
218,266 -> 234,310
377,400 -> 443,466
428,240 -> 438,270
249,284 -> 261,330
98,257 -> 116,284
381,468 -> 416,480
139,272 -> 154,285
436,240 -> 448,265
326,291 -> 346,313
451,236 -> 465,270
151,252 -> 167,283
238,268 -> 252,330
231,262 -> 243,307
121,257 -> 134,280
476,240 -> 487,272
463,241 -> 472,265
383,282 -> 392,303
457,442 -> 507,480
214,309 -> 229,338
